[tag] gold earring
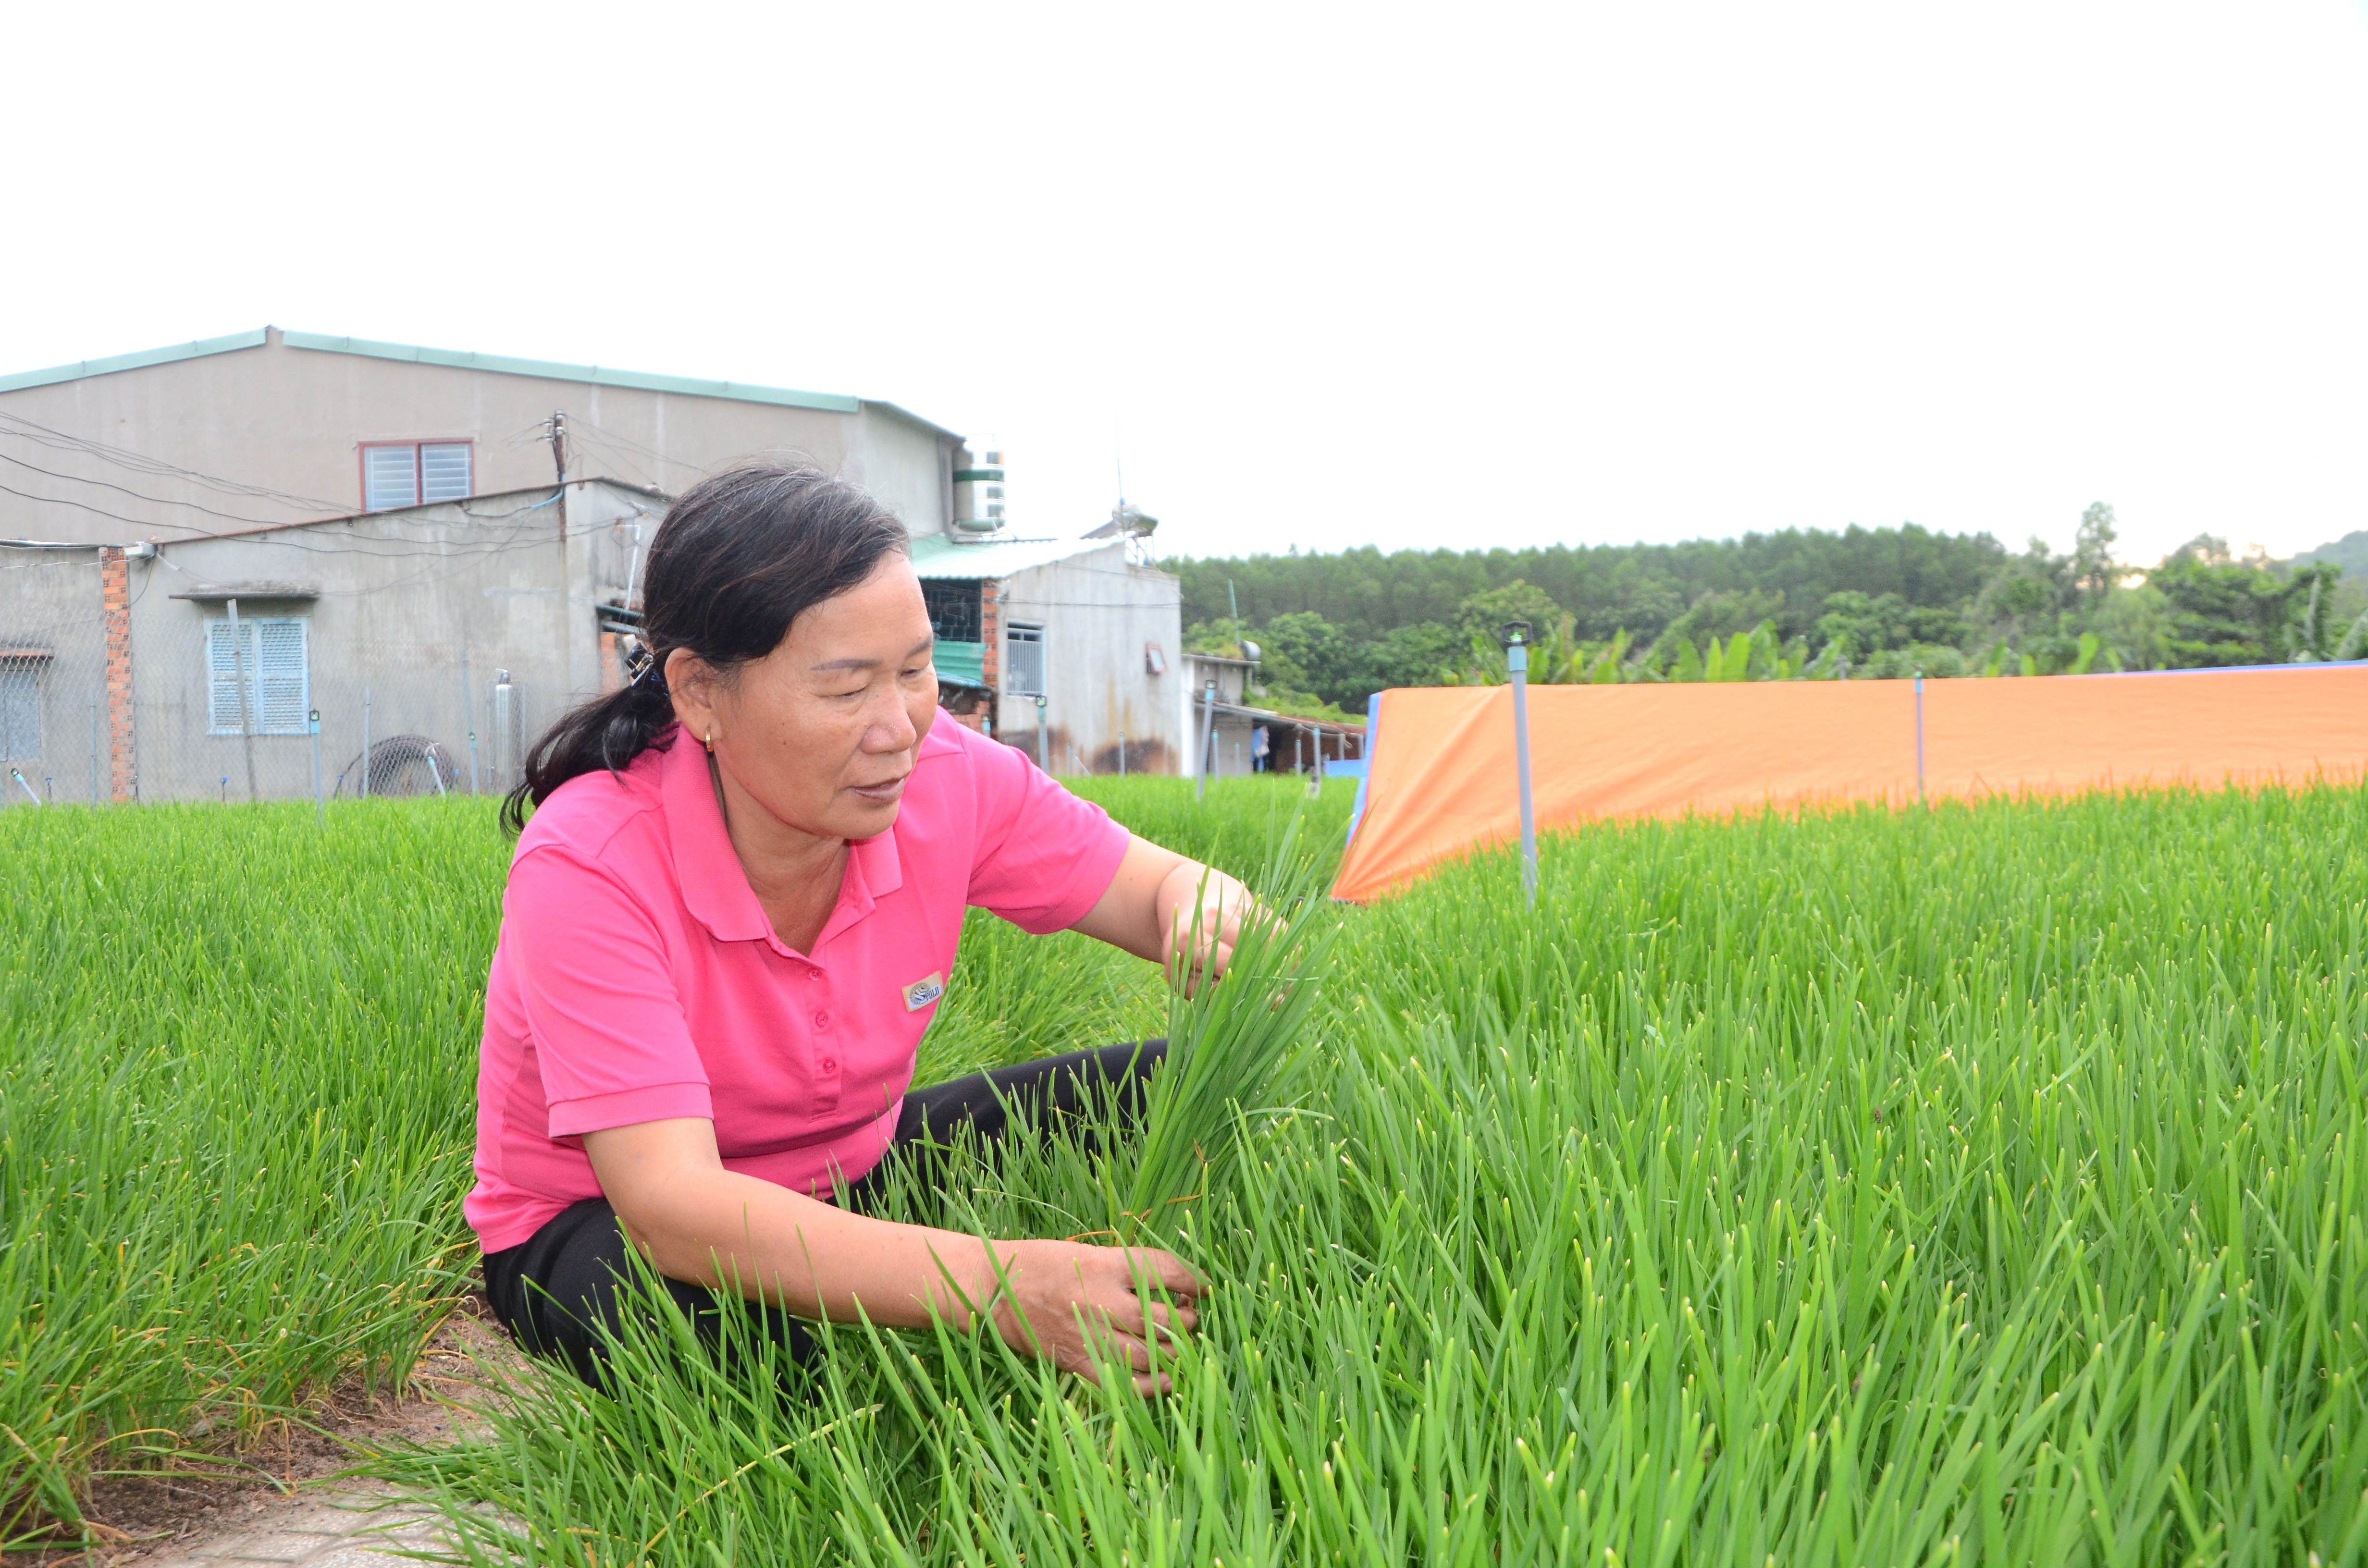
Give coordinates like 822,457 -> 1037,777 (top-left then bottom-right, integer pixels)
704,730 -> 715,755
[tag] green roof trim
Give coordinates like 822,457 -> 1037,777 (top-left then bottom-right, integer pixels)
907,531 -> 1123,580
933,640 -> 987,690
0,329 -> 269,394
281,331 -> 862,413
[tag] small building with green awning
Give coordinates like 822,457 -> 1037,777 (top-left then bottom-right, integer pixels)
910,530 -> 1183,775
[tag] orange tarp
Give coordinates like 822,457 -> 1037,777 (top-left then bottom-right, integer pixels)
1330,663 -> 2368,903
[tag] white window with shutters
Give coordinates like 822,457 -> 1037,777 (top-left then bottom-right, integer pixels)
206,617 -> 310,736
420,442 -> 471,500
1004,622 -> 1045,696
362,441 -> 472,510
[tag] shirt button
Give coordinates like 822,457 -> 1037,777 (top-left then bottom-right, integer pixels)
821,1057 -> 838,1073
813,1010 -> 830,1029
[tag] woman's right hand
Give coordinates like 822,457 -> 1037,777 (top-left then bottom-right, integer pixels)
980,1239 -> 1203,1395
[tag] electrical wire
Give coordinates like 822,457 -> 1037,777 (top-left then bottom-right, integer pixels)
0,451 -> 307,534
569,415 -> 689,479
0,480 -> 178,533
0,478 -> 573,558
146,516 -> 564,596
0,411 -> 344,512
563,430 -> 663,491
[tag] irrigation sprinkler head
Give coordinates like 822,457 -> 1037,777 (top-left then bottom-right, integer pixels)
1499,620 -> 1531,650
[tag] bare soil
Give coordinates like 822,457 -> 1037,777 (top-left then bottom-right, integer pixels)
5,1306 -> 526,1567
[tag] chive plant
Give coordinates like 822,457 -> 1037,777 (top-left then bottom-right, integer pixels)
0,776 -> 1340,1547
15,775 -> 2368,1565
392,779 -> 2368,1566
1129,812 -> 1341,1229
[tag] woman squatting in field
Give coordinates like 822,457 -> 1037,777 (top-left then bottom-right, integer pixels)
466,460 -> 1249,1395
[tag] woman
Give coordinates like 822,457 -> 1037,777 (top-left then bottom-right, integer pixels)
467,461 -> 1249,1396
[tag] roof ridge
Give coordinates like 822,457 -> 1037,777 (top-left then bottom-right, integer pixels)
0,329 -> 961,438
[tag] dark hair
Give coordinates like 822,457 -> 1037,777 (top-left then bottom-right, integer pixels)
503,460 -> 910,832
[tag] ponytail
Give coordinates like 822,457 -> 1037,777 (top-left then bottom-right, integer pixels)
500,652 -> 678,833
501,460 -> 909,834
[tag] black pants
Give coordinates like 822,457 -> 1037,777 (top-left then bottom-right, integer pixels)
480,1039 -> 1164,1390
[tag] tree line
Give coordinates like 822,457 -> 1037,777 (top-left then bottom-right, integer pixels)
1168,507 -> 2367,718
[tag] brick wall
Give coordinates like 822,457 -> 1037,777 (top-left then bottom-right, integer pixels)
100,547 -> 135,800
978,579 -> 1001,735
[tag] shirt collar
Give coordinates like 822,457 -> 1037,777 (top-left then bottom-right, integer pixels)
661,728 -> 775,943
660,725 -> 905,952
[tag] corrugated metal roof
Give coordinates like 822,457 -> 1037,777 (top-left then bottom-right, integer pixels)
907,531 -> 1118,579
933,641 -> 987,689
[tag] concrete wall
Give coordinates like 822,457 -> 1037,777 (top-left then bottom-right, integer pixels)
0,546 -> 111,804
993,545 -> 1184,775
0,481 -> 660,803
0,331 -> 960,546
2,478 -> 1192,805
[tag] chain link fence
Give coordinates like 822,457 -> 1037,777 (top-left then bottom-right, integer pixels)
136,623 -> 549,808
1,552 -> 585,811
0,555 -> 111,808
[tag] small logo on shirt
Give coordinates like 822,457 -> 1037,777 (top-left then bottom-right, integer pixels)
903,972 -> 946,1011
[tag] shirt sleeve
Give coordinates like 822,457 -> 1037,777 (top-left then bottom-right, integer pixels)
959,725 -> 1132,933
502,844 -> 715,1138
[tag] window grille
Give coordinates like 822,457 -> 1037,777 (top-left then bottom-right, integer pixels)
923,579 -> 983,644
1004,622 -> 1046,696
206,617 -> 310,735
363,442 -> 472,510
0,665 -> 37,759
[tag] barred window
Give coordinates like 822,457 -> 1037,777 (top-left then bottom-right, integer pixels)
0,662 -> 38,759
206,617 -> 310,735
923,579 -> 983,644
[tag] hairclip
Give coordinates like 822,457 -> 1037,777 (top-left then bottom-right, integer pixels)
623,638 -> 663,689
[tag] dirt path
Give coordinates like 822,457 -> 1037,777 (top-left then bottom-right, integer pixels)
12,1314 -> 521,1568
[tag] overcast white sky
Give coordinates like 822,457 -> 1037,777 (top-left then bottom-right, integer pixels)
5,2 -> 2364,566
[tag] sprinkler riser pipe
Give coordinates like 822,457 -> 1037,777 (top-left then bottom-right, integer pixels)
1509,644 -> 1537,906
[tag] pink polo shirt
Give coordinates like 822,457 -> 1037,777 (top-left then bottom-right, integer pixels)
464,716 -> 1131,1254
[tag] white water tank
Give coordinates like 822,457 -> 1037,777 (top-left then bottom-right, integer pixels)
952,441 -> 1006,536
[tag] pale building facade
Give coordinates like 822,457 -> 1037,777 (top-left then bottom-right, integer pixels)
0,327 -> 961,547
0,329 -> 1191,800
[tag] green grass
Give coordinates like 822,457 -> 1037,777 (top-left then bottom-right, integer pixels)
0,776 -> 1339,1544
9,775 -> 2368,1562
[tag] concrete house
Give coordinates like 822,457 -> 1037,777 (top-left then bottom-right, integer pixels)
1177,650 -> 1366,780
0,331 -> 1184,802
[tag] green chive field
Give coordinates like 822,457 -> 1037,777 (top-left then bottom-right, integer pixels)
6,775 -> 2368,1563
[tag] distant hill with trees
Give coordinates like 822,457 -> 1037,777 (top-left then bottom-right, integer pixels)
1165,510 -> 2368,716
2295,530 -> 2368,579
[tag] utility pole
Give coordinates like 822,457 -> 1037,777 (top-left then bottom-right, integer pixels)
1196,677 -> 1217,801
226,597 -> 259,804
547,410 -> 571,691
546,411 -> 570,539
